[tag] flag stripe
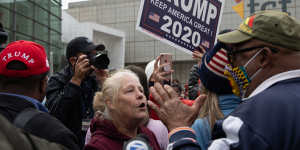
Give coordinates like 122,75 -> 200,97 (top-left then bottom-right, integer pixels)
210,57 -> 227,69
207,62 -> 226,77
248,15 -> 255,28
219,49 -> 227,56
215,53 -> 229,64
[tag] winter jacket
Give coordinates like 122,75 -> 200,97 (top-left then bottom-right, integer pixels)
84,118 -> 161,150
188,64 -> 201,100
191,94 -> 241,150
0,93 -> 79,150
167,70 -> 300,150
46,65 -> 98,147
0,114 -> 69,150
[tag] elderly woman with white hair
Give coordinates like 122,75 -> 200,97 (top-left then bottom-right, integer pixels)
84,69 -> 160,150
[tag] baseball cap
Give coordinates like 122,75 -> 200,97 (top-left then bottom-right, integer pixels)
217,10 -> 300,51
0,40 -> 50,77
145,59 -> 155,82
66,37 -> 98,59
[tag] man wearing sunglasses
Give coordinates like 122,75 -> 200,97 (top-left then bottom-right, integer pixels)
148,10 -> 300,150
214,10 -> 300,149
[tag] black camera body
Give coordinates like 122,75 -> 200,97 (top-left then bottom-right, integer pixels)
88,50 -> 110,69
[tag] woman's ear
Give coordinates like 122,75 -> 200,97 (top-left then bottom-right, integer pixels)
105,99 -> 115,110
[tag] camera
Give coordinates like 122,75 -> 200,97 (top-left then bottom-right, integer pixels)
88,45 -> 110,69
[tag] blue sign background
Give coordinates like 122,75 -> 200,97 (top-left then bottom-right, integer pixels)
136,0 -> 224,54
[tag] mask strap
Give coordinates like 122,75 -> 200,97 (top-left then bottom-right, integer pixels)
250,68 -> 262,80
244,48 -> 264,67
242,67 -> 262,99
241,91 -> 247,99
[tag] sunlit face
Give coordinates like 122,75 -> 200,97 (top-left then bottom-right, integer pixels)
113,75 -> 148,122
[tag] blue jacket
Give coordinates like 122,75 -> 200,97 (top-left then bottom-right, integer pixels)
168,77 -> 300,150
191,94 -> 240,150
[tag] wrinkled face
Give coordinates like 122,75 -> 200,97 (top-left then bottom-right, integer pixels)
226,39 -> 280,97
113,76 -> 148,122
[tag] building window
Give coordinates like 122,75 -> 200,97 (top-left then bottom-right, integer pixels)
0,0 -> 63,73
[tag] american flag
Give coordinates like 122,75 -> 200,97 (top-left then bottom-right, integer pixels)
201,40 -> 210,49
149,12 -> 160,23
206,48 -> 229,77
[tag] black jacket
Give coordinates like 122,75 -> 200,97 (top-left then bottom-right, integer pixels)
169,77 -> 300,150
188,64 -> 201,100
46,65 -> 98,147
0,93 -> 79,150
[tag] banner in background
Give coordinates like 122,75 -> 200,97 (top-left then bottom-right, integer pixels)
136,0 -> 224,54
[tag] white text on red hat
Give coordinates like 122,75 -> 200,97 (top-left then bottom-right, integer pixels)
2,51 -> 35,64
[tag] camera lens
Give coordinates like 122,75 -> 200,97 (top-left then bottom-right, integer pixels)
89,51 -> 110,69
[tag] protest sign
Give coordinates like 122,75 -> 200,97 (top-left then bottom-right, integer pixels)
136,0 -> 224,54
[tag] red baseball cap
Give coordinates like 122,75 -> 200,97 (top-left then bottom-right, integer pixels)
0,40 -> 50,77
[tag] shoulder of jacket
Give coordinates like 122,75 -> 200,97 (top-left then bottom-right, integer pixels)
87,134 -> 115,150
49,70 -> 71,84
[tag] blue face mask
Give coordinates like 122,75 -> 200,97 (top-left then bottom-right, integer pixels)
224,49 -> 263,98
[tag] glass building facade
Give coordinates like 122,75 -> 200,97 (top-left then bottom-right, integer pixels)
0,0 -> 64,73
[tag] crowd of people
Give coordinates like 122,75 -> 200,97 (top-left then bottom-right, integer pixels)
0,10 -> 300,150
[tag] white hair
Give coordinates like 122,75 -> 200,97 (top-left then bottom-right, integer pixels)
100,69 -> 140,119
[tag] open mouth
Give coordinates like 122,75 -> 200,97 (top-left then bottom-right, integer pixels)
138,102 -> 146,108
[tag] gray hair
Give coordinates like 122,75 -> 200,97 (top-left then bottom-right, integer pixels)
100,69 -> 140,119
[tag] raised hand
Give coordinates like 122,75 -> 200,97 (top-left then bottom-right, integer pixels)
192,45 -> 206,65
71,54 -> 92,86
148,82 -> 206,131
150,55 -> 173,83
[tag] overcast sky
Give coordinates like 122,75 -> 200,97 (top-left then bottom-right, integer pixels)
61,0 -> 89,9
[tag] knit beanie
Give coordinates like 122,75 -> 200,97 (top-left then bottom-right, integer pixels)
198,42 -> 233,95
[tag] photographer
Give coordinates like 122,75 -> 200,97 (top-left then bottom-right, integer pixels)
45,37 -> 109,148
0,22 -> 8,52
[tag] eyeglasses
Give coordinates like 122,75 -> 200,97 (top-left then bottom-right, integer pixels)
227,46 -> 279,65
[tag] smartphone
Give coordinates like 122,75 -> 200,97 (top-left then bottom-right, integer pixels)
159,53 -> 172,83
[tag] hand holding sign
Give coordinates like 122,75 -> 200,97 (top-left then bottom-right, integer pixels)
193,45 -> 206,65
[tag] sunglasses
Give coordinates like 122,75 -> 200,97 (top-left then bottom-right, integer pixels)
227,46 -> 279,65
